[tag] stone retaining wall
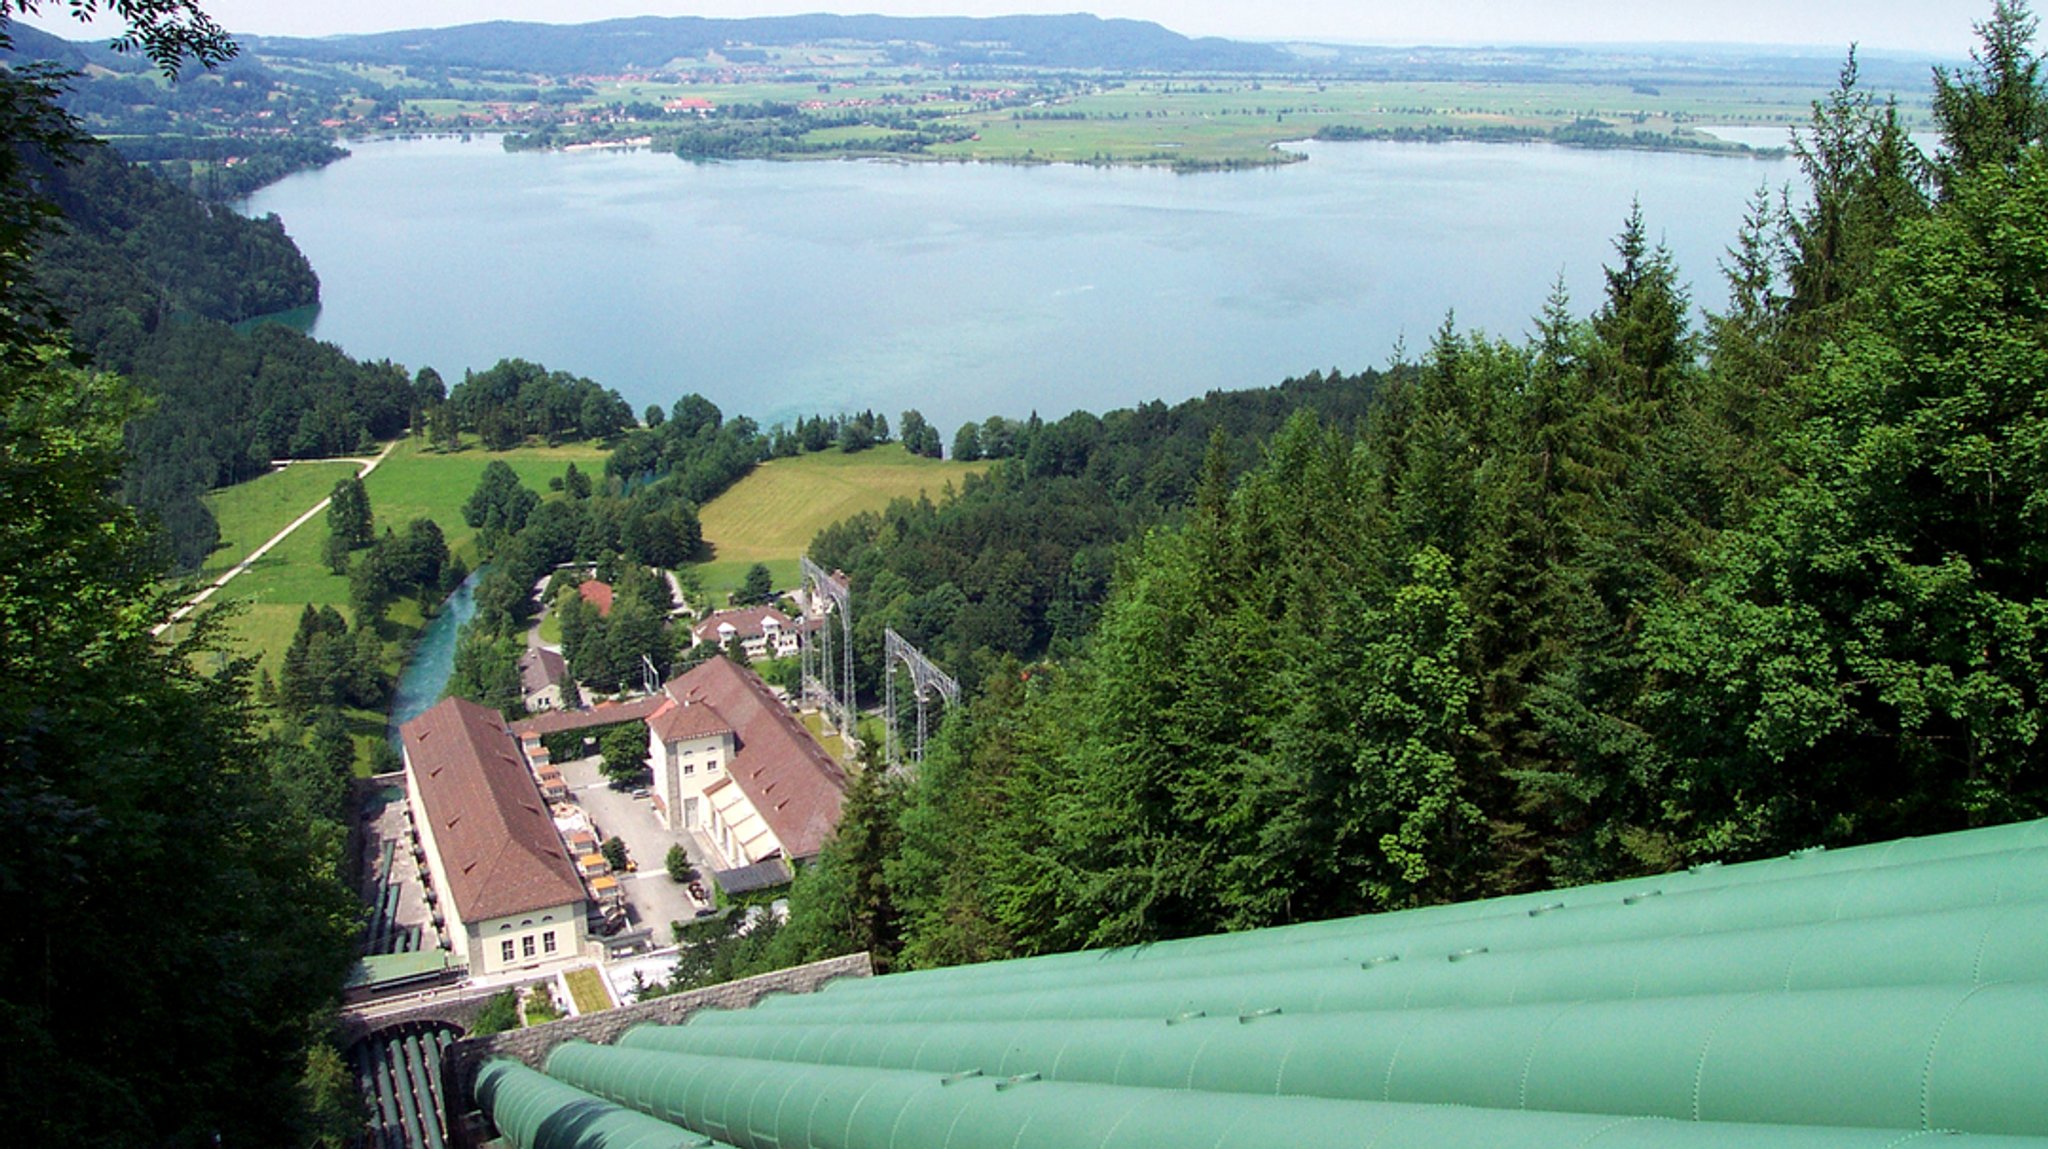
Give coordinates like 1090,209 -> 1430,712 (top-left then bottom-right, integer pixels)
445,952 -> 872,1145
340,979 -> 518,1046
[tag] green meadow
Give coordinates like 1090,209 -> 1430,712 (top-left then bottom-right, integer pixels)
693,443 -> 983,599
197,435 -> 608,675
195,436 -> 972,665
199,460 -> 362,581
189,434 -> 973,767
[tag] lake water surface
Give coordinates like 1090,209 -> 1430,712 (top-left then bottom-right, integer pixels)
244,136 -> 1799,434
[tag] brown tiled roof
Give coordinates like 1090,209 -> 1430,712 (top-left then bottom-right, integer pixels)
648,696 -> 733,743
579,580 -> 615,617
402,697 -> 587,922
509,696 -> 664,738
519,647 -> 566,693
691,606 -> 794,646
660,656 -> 847,859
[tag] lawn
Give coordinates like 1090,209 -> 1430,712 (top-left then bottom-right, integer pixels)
800,710 -> 886,766
562,966 -> 614,1015
196,434 -> 609,676
692,443 -> 982,599
200,460 -> 361,580
362,435 -> 610,567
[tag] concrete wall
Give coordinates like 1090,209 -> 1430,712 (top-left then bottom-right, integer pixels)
445,952 -> 873,1145
470,902 -> 588,976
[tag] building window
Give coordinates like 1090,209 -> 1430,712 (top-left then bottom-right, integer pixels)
543,930 -> 557,954
683,762 -> 694,775
501,940 -> 515,962
522,935 -> 536,958
707,758 -> 719,772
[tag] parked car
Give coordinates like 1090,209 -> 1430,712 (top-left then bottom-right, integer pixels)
630,787 -> 650,799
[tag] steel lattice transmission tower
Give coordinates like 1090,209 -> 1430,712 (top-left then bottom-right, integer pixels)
883,627 -> 960,770
799,556 -> 855,755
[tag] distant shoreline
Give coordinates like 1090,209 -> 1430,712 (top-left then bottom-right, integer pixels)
321,124 -> 1784,180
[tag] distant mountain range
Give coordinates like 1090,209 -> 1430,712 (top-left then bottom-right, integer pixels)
241,14 -> 1292,74
8,12 -> 1952,90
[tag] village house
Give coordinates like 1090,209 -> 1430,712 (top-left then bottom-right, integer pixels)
690,605 -> 806,661
644,655 -> 847,874
400,697 -> 589,976
517,646 -> 568,711
578,579 -> 615,617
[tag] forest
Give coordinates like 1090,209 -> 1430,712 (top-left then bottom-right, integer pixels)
0,10 -> 364,1147
710,7 -> 2048,977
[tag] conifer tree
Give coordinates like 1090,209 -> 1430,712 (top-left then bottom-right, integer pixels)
1933,0 -> 2048,197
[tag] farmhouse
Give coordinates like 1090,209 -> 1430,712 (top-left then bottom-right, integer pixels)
400,697 -> 589,976
690,605 -> 806,660
645,655 -> 847,872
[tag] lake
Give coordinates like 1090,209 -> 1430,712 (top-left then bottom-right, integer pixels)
242,136 -> 1799,435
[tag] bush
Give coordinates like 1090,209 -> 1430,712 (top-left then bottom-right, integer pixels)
666,843 -> 694,884
470,989 -> 519,1036
522,986 -> 563,1025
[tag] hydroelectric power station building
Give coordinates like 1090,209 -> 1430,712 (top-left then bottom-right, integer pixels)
401,697 -> 590,977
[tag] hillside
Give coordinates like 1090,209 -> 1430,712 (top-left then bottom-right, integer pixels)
30,142 -> 318,339
244,14 -> 1291,74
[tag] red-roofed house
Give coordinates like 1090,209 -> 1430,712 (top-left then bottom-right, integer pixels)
645,655 -> 847,869
401,697 -> 589,975
578,579 -> 615,617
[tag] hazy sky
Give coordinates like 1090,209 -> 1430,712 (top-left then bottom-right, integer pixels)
18,2 -> 1990,56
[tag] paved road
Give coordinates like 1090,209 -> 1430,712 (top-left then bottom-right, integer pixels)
558,754 -> 710,944
154,439 -> 399,638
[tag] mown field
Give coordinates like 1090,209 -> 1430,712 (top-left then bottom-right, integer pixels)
925,78 -> 1932,167
200,459 -> 362,581
192,435 -> 974,767
691,442 -> 983,598
197,436 -> 972,667
198,435 -> 607,676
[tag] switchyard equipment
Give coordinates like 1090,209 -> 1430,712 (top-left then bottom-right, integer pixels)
882,627 -> 959,769
797,557 -> 854,750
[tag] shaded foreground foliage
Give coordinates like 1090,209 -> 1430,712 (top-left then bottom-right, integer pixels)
0,7 -> 359,1145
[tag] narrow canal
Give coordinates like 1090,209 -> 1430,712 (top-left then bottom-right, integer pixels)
385,567 -> 483,745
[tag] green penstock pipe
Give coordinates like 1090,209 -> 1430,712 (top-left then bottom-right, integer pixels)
623,981 -> 2048,1136
771,817 -> 2048,1007
684,899 -> 2048,1027
724,845 -> 2048,1023
542,1042 -> 2048,1149
476,1058 -> 734,1149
